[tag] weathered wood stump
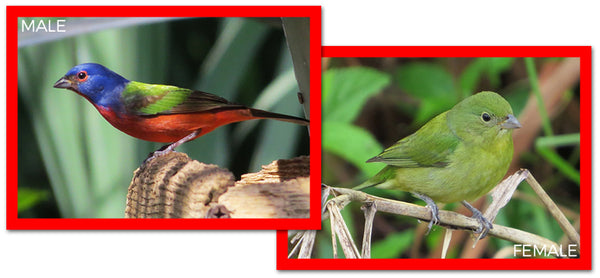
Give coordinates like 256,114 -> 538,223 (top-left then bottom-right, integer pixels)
125,152 -> 310,218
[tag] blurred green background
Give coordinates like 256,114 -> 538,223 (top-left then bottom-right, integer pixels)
17,17 -> 310,218
318,57 -> 580,258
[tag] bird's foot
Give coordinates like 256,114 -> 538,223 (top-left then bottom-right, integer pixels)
461,201 -> 493,238
143,129 -> 201,164
413,193 -> 440,235
143,144 -> 176,164
426,205 -> 440,235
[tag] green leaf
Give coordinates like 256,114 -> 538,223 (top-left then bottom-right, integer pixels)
459,58 -> 515,95
485,58 -> 515,87
395,62 -> 456,124
18,188 -> 49,212
281,17 -> 310,118
322,121 -> 384,177
371,231 -> 415,258
323,67 -> 390,123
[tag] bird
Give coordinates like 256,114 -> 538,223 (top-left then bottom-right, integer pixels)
53,63 -> 309,160
354,91 -> 521,237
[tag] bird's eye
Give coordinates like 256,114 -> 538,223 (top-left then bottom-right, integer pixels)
77,71 -> 88,82
481,112 -> 492,122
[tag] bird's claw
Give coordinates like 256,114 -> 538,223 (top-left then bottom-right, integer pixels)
473,213 -> 493,238
143,146 -> 175,164
462,201 -> 493,238
413,193 -> 440,235
143,130 -> 200,164
425,205 -> 440,235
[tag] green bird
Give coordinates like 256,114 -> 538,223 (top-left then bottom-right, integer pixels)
355,91 -> 521,236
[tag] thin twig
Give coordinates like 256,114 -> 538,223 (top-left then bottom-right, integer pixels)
288,231 -> 303,258
526,174 -> 580,246
327,200 -> 361,258
441,229 -> 453,259
361,202 -> 377,258
297,230 -> 316,259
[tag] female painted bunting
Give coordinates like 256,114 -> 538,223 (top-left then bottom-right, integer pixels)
355,91 -> 521,236
53,63 -> 309,160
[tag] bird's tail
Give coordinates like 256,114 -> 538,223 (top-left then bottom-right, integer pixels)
249,108 -> 309,126
353,178 -> 388,191
353,166 -> 395,191
353,180 -> 379,191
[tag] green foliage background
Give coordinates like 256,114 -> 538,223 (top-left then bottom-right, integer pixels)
320,57 -> 580,258
17,17 -> 309,218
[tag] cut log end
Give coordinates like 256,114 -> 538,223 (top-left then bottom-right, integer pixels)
125,153 -> 310,219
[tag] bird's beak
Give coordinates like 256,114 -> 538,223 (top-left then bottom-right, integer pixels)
53,77 -> 73,89
501,114 -> 521,129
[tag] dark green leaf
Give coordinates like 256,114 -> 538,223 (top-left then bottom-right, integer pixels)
396,62 -> 456,124
371,231 -> 414,258
459,58 -> 515,94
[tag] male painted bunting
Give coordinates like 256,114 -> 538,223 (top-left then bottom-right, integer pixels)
53,63 -> 309,160
355,91 -> 521,236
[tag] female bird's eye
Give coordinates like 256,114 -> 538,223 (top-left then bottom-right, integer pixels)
77,71 -> 88,82
481,112 -> 492,122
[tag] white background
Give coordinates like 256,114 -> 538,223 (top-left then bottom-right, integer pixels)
1,0 -> 597,277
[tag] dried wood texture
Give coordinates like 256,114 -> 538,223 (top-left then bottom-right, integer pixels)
125,153 -> 310,218
125,152 -> 235,218
219,156 -> 310,218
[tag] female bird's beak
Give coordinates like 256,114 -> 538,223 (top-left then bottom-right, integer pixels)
53,77 -> 73,89
501,114 -> 521,129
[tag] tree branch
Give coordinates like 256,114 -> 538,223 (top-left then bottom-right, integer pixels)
327,186 -> 561,251
289,170 -> 580,258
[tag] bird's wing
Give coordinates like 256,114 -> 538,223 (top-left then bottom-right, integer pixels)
122,81 -> 245,115
366,112 -> 460,168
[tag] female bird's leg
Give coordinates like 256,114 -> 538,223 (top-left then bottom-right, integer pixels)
145,129 -> 201,162
413,193 -> 439,235
461,200 -> 493,238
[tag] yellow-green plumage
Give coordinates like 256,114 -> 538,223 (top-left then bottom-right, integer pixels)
356,91 -> 520,205
120,81 -> 236,116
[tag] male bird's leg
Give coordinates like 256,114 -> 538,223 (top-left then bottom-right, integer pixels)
413,193 -> 440,235
145,129 -> 201,162
461,200 -> 493,238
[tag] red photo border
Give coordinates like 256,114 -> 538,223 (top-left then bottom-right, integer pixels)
277,46 -> 591,270
6,6 -> 322,230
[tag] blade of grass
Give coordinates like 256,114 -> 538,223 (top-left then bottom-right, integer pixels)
20,41 -> 93,217
524,57 -> 553,136
282,17 -> 310,118
75,27 -> 148,217
535,134 -> 580,184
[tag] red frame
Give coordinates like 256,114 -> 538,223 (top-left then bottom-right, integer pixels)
6,6 -> 322,230
277,46 -> 591,269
